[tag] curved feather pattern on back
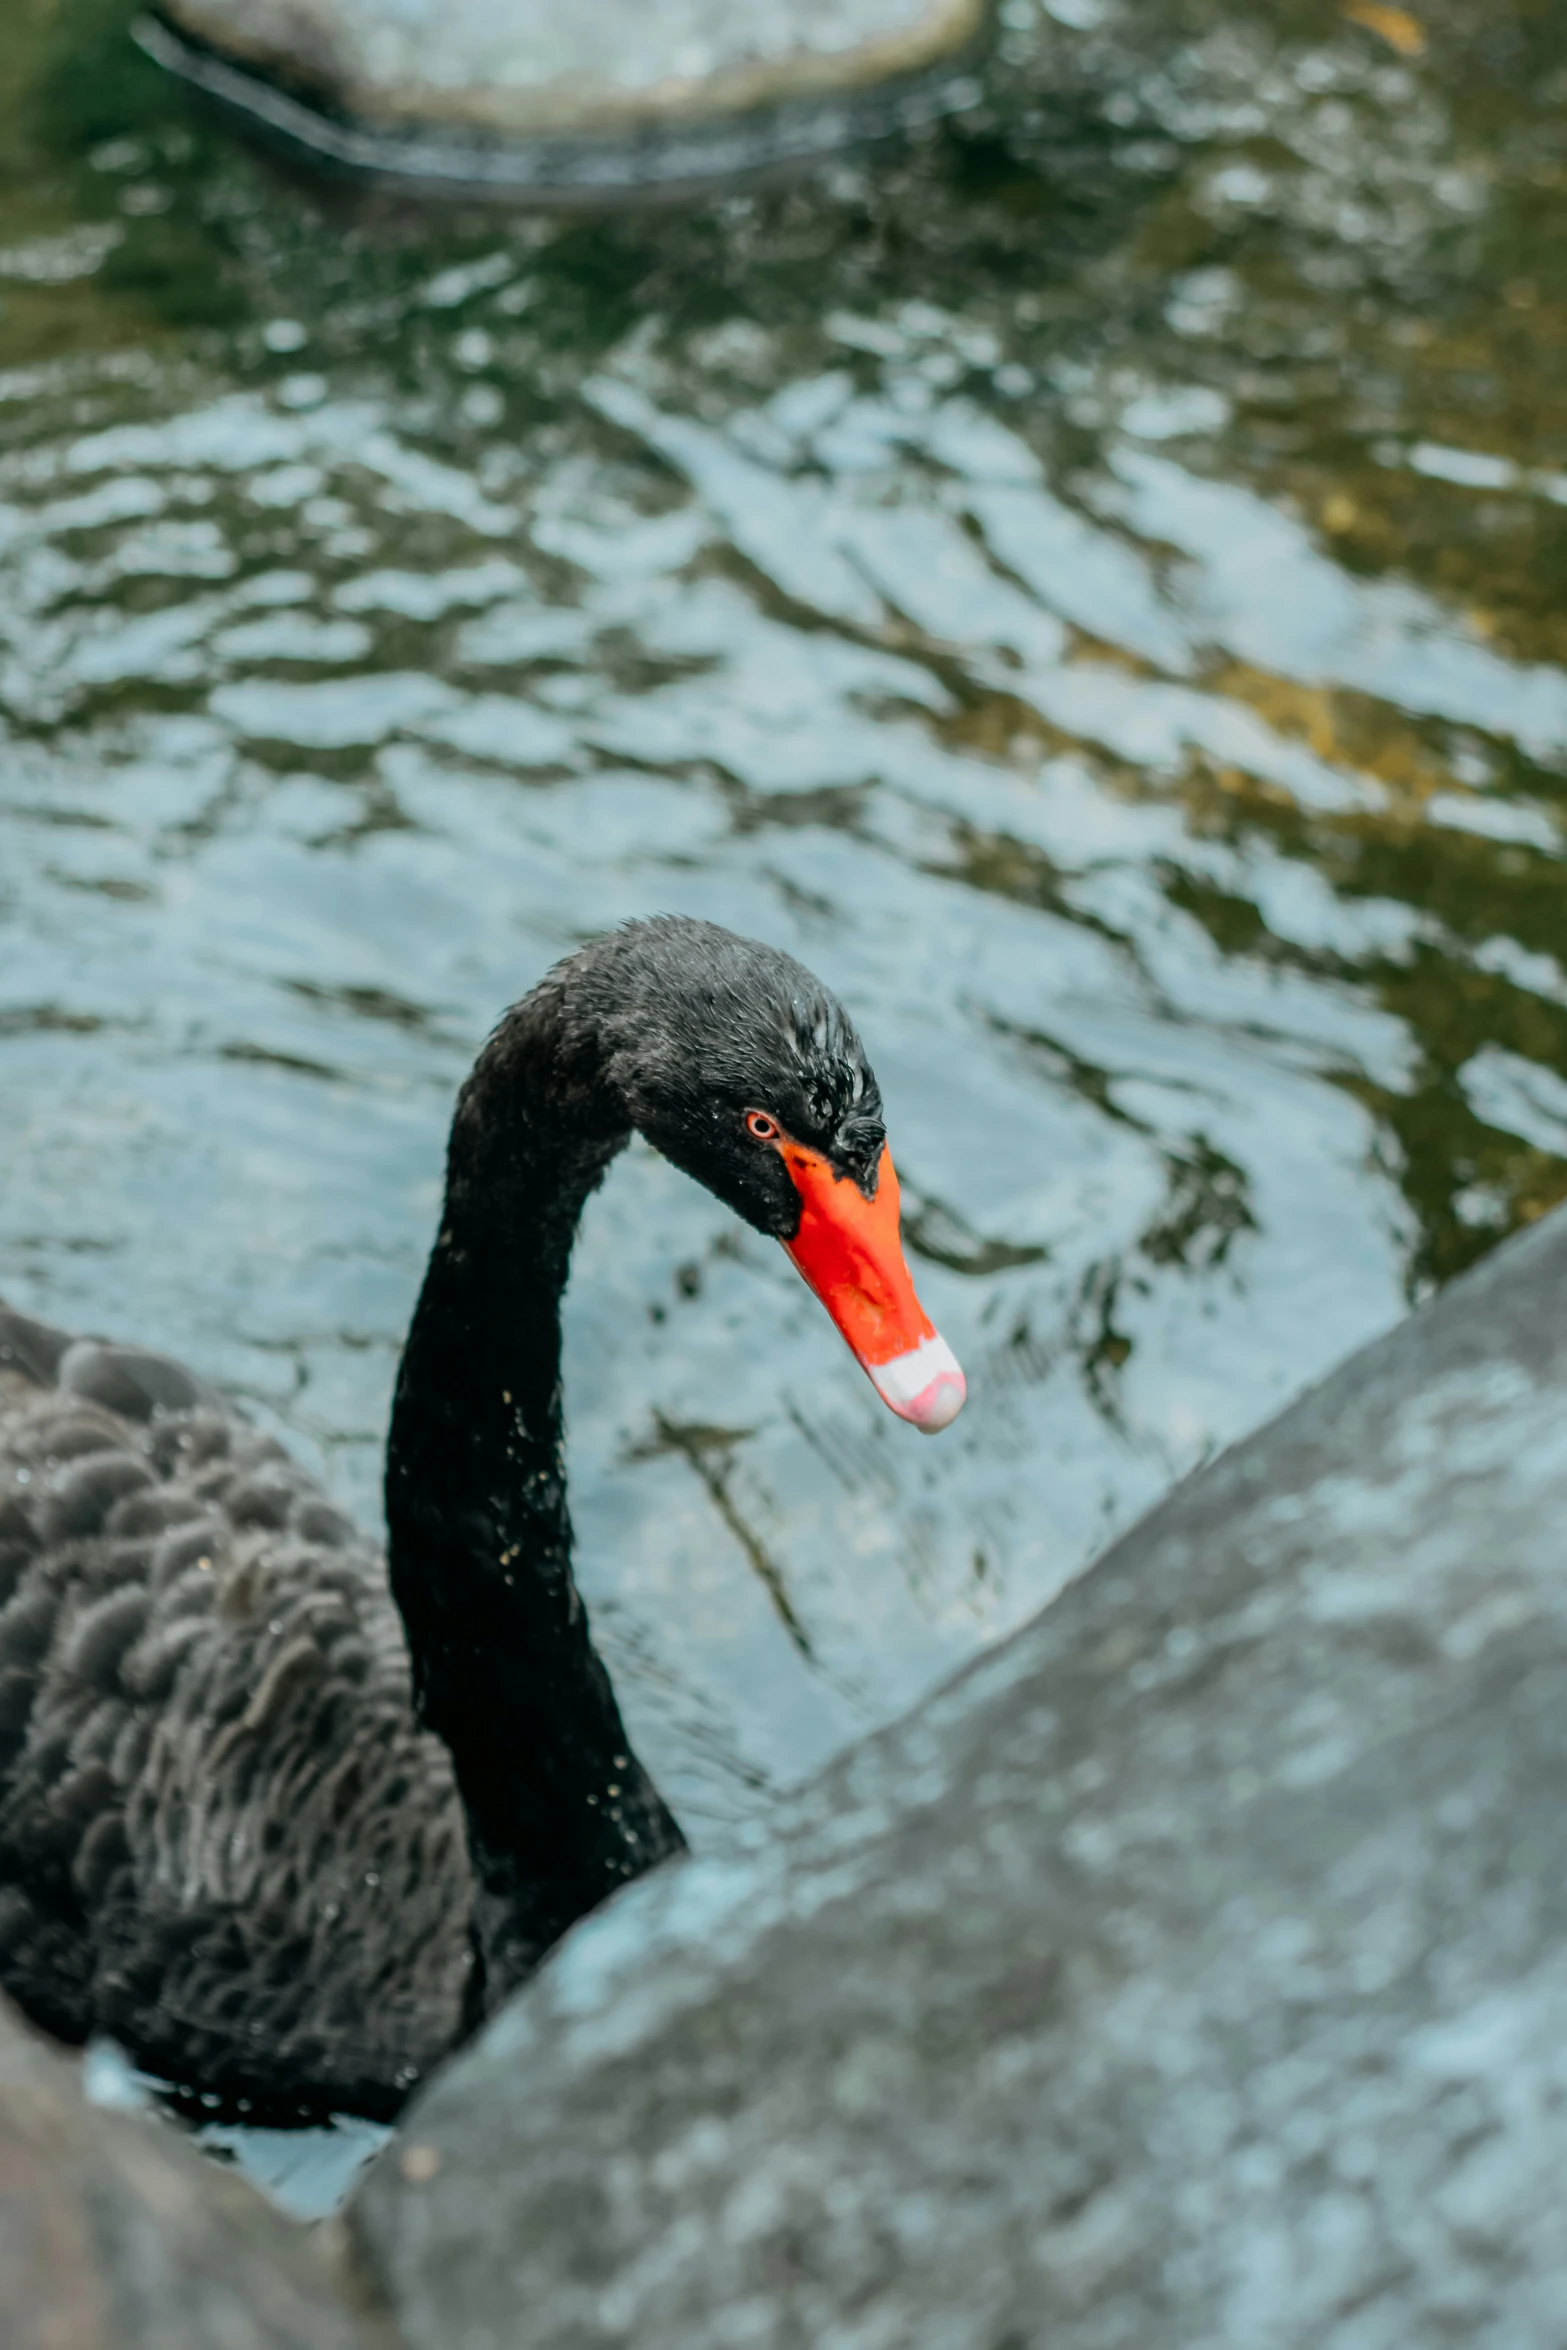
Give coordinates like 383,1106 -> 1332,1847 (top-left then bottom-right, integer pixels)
0,1299 -> 474,2120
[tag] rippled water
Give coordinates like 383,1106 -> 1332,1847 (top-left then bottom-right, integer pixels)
3,0 -> 1565,2081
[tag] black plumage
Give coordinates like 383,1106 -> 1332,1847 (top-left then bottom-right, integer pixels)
0,919 -> 885,2121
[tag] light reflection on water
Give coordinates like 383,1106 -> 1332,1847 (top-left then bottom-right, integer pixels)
83,2036 -> 392,2216
2,0 -> 1565,2211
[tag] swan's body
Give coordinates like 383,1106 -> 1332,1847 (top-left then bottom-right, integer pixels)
0,919 -> 962,2120
0,1314 -> 479,2117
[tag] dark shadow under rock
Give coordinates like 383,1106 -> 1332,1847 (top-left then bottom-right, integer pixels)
140,0 -> 990,198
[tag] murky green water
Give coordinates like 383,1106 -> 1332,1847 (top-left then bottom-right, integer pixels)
3,0 -> 1565,1855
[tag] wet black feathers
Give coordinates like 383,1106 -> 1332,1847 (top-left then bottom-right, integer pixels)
0,1299 -> 472,2120
567,917 -> 887,1231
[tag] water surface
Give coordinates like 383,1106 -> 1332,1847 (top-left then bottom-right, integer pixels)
2,0 -> 1564,1960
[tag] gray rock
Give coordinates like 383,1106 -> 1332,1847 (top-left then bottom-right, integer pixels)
353,1205 -> 1567,2349
141,0 -> 989,195
0,1996 -> 393,2350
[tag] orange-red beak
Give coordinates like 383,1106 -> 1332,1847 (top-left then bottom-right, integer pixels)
777,1139 -> 965,1433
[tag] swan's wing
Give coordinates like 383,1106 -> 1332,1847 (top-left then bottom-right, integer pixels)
0,1297 -> 473,2119
1,1299 -> 224,1420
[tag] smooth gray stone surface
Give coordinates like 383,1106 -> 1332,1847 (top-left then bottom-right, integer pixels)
0,1995 -> 392,2350
146,0 -> 988,193
354,1206 -> 1567,2350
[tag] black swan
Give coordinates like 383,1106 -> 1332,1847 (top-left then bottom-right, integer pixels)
0,919 -> 964,2123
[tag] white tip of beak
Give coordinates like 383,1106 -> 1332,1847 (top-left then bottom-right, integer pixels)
867,1332 -> 967,1433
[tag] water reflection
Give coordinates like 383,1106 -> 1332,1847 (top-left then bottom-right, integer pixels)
1,0 -> 1563,1990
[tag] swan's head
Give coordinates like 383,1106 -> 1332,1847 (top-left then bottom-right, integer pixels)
588,917 -> 965,1434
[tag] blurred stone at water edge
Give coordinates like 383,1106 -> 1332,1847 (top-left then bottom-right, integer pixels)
355,1201 -> 1567,2350
0,1995 -> 391,2350
143,0 -> 990,191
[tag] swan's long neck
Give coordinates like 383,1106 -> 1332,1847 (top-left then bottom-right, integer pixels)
385,982 -> 684,2006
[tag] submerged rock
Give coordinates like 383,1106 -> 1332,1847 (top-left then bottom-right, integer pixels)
353,1204 -> 1567,2347
0,1997 -> 388,2350
142,0 -> 989,195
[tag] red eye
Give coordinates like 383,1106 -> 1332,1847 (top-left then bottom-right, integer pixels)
745,1111 -> 780,1142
